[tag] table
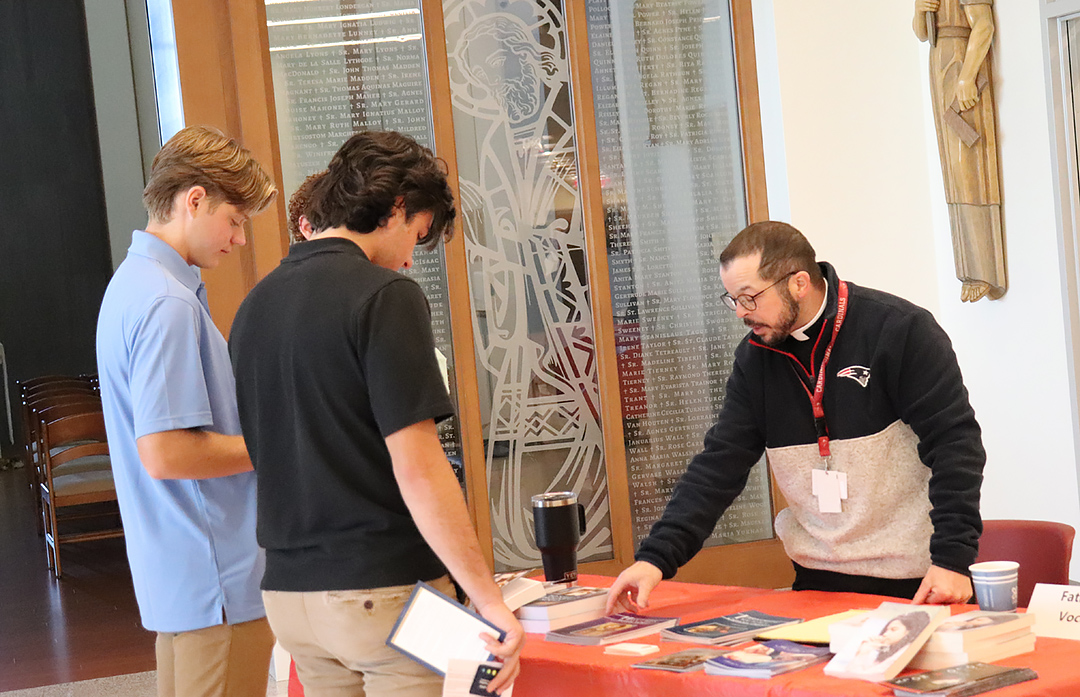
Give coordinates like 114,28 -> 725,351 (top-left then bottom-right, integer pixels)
289,574 -> 1080,696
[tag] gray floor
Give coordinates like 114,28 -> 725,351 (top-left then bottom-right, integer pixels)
0,673 -> 289,697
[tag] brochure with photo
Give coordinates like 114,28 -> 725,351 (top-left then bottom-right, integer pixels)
546,612 -> 678,646
632,647 -> 730,673
661,610 -> 801,645
703,640 -> 831,679
823,602 -> 950,682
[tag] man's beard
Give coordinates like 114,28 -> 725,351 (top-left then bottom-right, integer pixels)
744,286 -> 800,346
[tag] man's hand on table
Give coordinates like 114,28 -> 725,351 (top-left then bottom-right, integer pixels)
605,561 -> 663,614
474,600 -> 524,694
911,564 -> 973,605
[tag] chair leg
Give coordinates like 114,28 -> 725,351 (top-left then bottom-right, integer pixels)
42,488 -> 59,575
31,454 -> 44,537
49,500 -> 62,578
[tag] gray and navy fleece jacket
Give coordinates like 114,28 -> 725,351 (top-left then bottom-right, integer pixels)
636,262 -> 985,580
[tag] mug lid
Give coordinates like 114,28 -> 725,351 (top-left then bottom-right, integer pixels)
531,491 -> 578,507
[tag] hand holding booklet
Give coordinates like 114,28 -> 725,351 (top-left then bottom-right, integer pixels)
387,581 -> 506,677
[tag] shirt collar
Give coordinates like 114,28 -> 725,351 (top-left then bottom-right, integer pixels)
127,230 -> 203,294
790,282 -> 828,342
283,236 -> 371,263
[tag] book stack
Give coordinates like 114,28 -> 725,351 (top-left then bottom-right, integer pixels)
703,640 -> 832,679
884,662 -> 1038,697
515,585 -> 609,633
661,610 -> 802,645
545,612 -> 679,645
908,611 -> 1036,671
824,602 -> 951,682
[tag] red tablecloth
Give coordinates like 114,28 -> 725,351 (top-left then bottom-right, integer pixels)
290,574 -> 1080,696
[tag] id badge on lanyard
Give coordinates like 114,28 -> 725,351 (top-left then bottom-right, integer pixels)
807,280 -> 849,513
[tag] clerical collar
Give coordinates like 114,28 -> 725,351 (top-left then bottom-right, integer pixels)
790,282 -> 829,342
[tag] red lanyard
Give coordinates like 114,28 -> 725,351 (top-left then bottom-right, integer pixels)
806,280 -> 849,462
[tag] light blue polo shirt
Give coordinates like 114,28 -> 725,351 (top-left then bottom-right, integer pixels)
96,231 -> 264,633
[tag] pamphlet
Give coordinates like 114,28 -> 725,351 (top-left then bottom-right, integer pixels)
546,612 -> 678,645
703,640 -> 831,679
662,610 -> 801,645
387,581 -> 505,677
632,647 -> 730,673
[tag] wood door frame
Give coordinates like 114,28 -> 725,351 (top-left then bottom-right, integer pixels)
172,0 -> 288,338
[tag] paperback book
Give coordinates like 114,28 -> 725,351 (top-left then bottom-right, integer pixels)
661,610 -> 802,645
823,602 -> 950,682
546,612 -> 678,646
909,633 -> 1037,671
516,586 -> 608,621
703,640 -> 832,679
922,611 -> 1034,652
884,662 -> 1038,696
519,609 -> 607,634
632,647 -> 730,673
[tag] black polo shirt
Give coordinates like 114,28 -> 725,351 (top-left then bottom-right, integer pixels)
230,237 -> 454,591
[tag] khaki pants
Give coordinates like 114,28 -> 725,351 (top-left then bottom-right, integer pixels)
156,616 -> 275,697
263,576 -> 454,697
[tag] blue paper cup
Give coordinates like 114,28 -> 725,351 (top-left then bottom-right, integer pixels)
969,561 -> 1019,611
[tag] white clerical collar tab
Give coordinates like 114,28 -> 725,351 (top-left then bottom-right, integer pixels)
791,283 -> 829,342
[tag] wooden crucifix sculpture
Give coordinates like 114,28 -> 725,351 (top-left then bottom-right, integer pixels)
914,0 -> 1007,302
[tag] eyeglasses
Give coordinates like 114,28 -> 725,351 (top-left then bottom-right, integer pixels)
721,271 -> 796,311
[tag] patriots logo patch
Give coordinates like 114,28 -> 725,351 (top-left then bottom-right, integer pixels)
837,365 -> 871,387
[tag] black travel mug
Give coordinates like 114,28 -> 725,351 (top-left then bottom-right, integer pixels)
531,492 -> 587,584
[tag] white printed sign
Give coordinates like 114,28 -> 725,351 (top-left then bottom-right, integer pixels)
1027,583 -> 1080,640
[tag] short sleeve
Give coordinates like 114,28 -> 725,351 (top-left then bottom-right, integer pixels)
356,280 -> 454,438
130,296 -> 214,438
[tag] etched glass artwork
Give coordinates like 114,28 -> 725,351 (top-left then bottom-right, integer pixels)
264,0 -> 463,480
585,0 -> 775,548
443,0 -> 612,570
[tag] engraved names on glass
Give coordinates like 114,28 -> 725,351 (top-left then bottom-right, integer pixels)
264,0 -> 462,478
586,0 -> 774,548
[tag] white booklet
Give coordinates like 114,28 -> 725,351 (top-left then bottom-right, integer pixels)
387,581 -> 505,676
824,602 -> 949,682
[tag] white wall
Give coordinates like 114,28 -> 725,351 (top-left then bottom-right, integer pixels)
755,0 -> 1080,577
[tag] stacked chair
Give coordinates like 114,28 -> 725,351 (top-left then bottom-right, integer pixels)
17,374 -> 123,577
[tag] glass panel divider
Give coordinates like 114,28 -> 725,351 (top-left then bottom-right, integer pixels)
564,0 -> 636,568
420,0 -> 497,565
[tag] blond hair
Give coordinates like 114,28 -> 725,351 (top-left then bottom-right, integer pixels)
143,125 -> 277,223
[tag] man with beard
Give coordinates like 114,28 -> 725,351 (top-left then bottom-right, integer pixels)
606,221 -> 985,609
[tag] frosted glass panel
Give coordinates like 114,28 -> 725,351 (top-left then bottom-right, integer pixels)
443,0 -> 612,571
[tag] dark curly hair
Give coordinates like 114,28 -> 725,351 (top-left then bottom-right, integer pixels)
287,170 -> 326,244
306,131 -> 456,248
